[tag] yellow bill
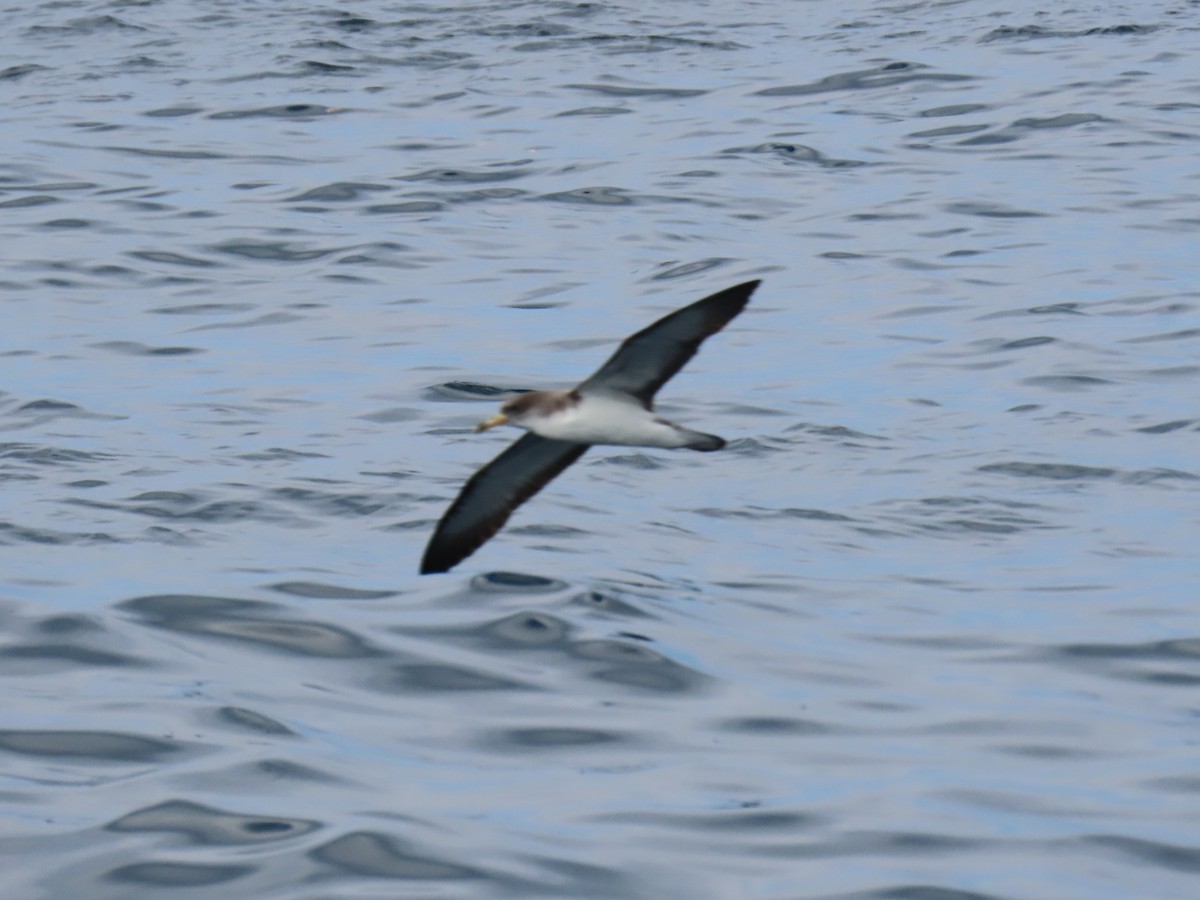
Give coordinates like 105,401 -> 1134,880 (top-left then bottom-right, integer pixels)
474,412 -> 508,433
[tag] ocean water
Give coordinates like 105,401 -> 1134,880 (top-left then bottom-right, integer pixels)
2,1 -> 1199,898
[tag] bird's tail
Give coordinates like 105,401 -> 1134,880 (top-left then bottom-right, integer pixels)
681,430 -> 725,452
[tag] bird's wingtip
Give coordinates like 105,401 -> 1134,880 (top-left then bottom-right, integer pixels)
419,553 -> 451,575
708,279 -> 761,308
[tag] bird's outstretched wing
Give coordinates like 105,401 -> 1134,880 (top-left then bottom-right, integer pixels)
576,280 -> 759,407
420,433 -> 589,574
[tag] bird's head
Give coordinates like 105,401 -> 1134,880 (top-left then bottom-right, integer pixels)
475,390 -> 576,433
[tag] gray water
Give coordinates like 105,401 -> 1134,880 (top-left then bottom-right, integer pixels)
3,1 -> 1200,898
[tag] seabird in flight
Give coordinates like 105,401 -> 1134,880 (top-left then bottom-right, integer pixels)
420,279 -> 760,574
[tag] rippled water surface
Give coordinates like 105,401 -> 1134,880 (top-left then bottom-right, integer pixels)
3,1 -> 1200,898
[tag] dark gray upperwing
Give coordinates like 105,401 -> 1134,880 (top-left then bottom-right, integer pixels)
576,280 -> 760,407
420,433 -> 589,574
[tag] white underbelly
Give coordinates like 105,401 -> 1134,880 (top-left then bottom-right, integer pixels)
526,397 -> 690,448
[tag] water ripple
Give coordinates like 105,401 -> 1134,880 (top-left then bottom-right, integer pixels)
4,2 -> 1199,897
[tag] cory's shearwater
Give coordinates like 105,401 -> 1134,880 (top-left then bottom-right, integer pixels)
420,279 -> 760,574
